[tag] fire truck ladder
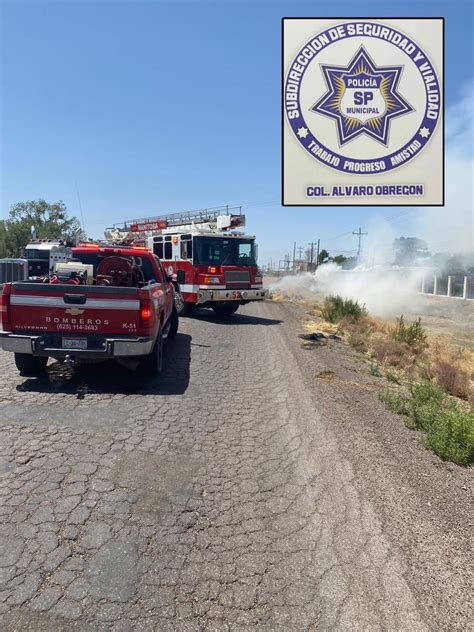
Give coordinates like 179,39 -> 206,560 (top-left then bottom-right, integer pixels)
113,205 -> 242,231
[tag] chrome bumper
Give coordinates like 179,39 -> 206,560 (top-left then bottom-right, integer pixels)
196,288 -> 268,303
0,333 -> 154,358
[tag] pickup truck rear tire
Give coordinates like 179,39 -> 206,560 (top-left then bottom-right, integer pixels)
167,305 -> 179,339
212,303 -> 239,317
139,330 -> 163,376
14,353 -> 48,376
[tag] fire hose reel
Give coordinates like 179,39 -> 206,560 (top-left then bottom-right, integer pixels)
96,256 -> 140,287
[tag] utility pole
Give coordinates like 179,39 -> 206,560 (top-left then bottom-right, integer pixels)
352,227 -> 368,260
315,238 -> 321,269
308,241 -> 318,272
297,246 -> 303,260
292,241 -> 296,273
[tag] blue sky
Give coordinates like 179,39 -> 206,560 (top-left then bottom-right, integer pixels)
1,0 -> 473,265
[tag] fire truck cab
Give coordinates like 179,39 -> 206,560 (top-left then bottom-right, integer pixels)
111,207 -> 267,317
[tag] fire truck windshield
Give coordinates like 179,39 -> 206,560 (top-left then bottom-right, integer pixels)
194,237 -> 257,266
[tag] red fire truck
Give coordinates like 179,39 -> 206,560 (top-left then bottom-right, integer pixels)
110,207 -> 268,317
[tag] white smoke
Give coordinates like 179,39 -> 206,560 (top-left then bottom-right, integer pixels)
359,215 -> 398,267
269,265 -> 425,318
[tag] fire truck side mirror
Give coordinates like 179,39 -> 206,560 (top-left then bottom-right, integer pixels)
176,270 -> 185,285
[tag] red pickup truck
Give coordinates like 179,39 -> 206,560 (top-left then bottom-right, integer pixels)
0,244 -> 180,376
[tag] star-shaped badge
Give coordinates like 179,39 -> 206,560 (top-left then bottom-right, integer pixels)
297,127 -> 309,138
311,46 -> 414,147
419,127 -> 430,138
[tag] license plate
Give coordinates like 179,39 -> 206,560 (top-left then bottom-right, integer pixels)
62,337 -> 87,350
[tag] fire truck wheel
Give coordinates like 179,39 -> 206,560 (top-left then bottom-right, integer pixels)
167,305 -> 179,339
212,303 -> 239,317
139,329 -> 163,376
175,292 -> 194,317
14,353 -> 48,376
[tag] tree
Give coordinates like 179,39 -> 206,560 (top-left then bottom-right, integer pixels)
318,249 -> 330,265
333,254 -> 348,265
393,237 -> 430,266
0,200 -> 82,258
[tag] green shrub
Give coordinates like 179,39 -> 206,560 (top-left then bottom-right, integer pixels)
321,295 -> 367,323
410,380 -> 444,407
369,363 -> 382,377
379,390 -> 411,417
385,369 -> 402,384
409,381 -> 444,432
380,380 -> 474,466
392,315 -> 427,350
426,408 -> 474,466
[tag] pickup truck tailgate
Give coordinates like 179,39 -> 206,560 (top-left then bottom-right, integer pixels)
6,283 -> 142,335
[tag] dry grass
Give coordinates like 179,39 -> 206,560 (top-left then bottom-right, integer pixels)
371,338 -> 417,371
315,370 -> 383,391
423,341 -> 473,402
302,303 -> 474,405
316,369 -> 335,379
302,318 -> 339,336
347,331 -> 370,353
270,292 -> 312,306
432,362 -> 471,399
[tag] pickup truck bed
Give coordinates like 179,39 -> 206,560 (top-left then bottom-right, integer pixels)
2,282 -> 156,357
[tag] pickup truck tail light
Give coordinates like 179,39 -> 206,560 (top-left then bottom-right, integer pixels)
139,298 -> 153,323
1,283 -> 11,329
141,307 -> 151,320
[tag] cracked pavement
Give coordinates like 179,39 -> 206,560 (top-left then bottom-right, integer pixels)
0,301 -> 471,630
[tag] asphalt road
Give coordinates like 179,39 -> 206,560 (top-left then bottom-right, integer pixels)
0,300 -> 471,631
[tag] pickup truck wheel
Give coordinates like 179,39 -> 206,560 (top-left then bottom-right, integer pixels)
175,292 -> 194,317
213,303 -> 239,317
14,353 -> 48,376
167,305 -> 179,339
140,330 -> 163,376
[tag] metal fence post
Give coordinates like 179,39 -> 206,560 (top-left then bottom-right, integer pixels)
447,276 -> 453,297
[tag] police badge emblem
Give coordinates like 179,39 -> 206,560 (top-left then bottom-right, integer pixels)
282,18 -> 444,206
312,46 -> 414,147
